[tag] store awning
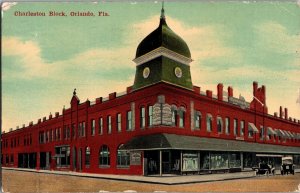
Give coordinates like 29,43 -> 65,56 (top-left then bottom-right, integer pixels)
287,131 -> 295,139
277,129 -> 287,138
284,130 -> 292,139
121,133 -> 300,154
267,127 -> 277,135
248,122 -> 259,133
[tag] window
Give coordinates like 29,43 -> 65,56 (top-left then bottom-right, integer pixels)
240,120 -> 245,136
85,147 -> 90,167
217,116 -> 223,133
107,116 -> 112,134
58,128 -> 61,140
179,110 -> 185,128
248,123 -> 254,138
233,119 -> 238,136
99,145 -> 110,166
67,126 -> 70,139
82,122 -> 86,137
91,119 -> 95,136
117,113 -> 122,132
117,144 -> 130,167
140,107 -> 145,129
148,105 -> 153,127
72,124 -> 75,138
260,126 -> 264,140
127,111 -> 132,131
194,111 -> 202,129
49,130 -> 52,142
78,123 -> 82,137
63,126 -> 67,139
99,117 -> 103,135
172,110 -> 177,126
225,117 -> 230,135
206,114 -> 213,132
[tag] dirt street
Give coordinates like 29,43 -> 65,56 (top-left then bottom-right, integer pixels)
2,169 -> 300,192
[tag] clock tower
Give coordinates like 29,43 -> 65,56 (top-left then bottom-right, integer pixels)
133,5 -> 193,90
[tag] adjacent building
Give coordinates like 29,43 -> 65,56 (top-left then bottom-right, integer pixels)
2,7 -> 300,176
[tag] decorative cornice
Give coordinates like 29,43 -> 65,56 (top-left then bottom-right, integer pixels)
133,46 -> 193,66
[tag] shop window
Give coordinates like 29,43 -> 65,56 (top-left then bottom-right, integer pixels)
148,105 -> 153,127
91,119 -> 95,136
179,110 -> 185,128
85,147 -> 90,167
99,117 -> 103,135
233,119 -> 238,136
117,144 -> 130,167
55,146 -> 70,167
99,145 -> 110,167
217,116 -> 223,133
6,155 -> 9,164
225,117 -> 230,135
117,113 -> 122,132
200,152 -> 210,169
210,152 -> 229,169
229,153 -> 241,168
240,120 -> 245,136
194,111 -> 202,130
206,114 -> 213,132
140,107 -> 145,129
107,116 -> 112,134
127,111 -> 132,131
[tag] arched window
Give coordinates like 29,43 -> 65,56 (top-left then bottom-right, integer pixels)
206,114 -> 213,132
99,145 -> 110,166
148,105 -> 153,127
217,116 -> 223,133
140,107 -> 145,129
117,144 -> 130,167
171,105 -> 178,126
179,107 -> 186,128
85,147 -> 90,167
225,117 -> 230,134
194,111 -> 202,129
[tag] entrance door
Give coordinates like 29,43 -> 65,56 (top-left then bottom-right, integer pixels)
73,147 -> 77,171
78,148 -> 82,172
145,151 -> 159,175
162,151 -> 171,174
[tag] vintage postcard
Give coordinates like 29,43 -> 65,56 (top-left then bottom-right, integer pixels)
1,0 -> 300,192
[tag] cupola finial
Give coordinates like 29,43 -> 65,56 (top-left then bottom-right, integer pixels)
160,1 -> 165,19
73,88 -> 77,96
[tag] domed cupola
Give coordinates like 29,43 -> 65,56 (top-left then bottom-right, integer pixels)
133,4 -> 193,91
135,8 -> 191,59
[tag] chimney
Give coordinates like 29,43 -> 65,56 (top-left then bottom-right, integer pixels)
274,112 -> 278,117
43,117 -> 47,122
126,86 -> 132,94
55,112 -> 59,118
49,113 -> 52,119
217,83 -> 223,101
96,97 -> 103,104
109,92 -> 116,100
228,86 -> 233,97
193,86 -> 200,94
279,106 -> 283,118
38,119 -> 41,123
284,108 -> 288,120
206,90 -> 212,99
253,81 -> 258,96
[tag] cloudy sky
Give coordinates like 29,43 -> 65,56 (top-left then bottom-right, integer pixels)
2,1 -> 300,132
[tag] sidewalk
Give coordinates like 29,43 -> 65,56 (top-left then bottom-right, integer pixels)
2,167 -> 259,185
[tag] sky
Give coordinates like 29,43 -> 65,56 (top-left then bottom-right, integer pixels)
2,1 -> 300,132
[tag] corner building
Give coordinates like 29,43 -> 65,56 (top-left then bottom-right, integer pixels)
2,8 -> 300,176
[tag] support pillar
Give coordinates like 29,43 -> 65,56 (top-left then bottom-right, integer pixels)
159,150 -> 162,176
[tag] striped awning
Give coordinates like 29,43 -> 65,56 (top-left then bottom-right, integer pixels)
267,127 -> 277,135
248,122 -> 259,133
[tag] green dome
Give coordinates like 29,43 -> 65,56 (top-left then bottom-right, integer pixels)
135,17 -> 191,58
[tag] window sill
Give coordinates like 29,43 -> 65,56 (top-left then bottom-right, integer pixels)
117,166 -> 130,169
99,165 -> 110,168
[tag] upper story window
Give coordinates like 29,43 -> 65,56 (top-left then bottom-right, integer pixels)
78,123 -> 82,137
217,116 -> 223,133
206,114 -> 213,132
179,109 -> 185,128
148,105 -> 153,127
248,123 -> 254,138
194,111 -> 202,130
233,119 -> 238,136
82,122 -> 86,137
67,126 -> 70,139
72,124 -> 75,139
99,145 -> 110,167
58,128 -> 61,141
127,111 -> 132,131
91,119 -> 95,136
172,109 -> 178,127
225,117 -> 230,135
240,120 -> 245,136
117,113 -> 122,132
260,126 -> 264,140
99,117 -> 103,135
140,107 -> 145,129
85,147 -> 90,167
107,116 -> 112,134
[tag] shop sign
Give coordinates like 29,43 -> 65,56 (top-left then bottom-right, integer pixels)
153,103 -> 173,126
130,151 -> 142,165
182,153 -> 199,171
153,103 -> 162,125
162,104 -> 172,125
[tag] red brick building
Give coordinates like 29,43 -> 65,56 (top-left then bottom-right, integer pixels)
2,7 -> 300,176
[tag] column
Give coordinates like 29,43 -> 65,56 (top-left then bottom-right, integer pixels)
159,150 -> 162,176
